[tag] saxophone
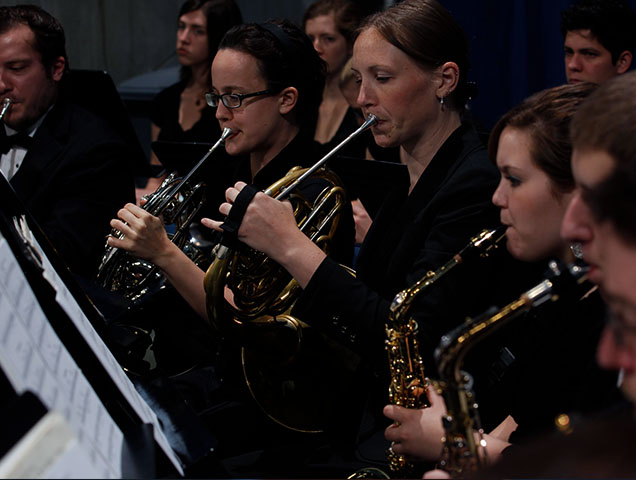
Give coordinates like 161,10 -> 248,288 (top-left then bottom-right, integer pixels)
433,260 -> 589,477
384,227 -> 505,477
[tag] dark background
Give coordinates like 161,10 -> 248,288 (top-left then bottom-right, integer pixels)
2,0 -> 635,139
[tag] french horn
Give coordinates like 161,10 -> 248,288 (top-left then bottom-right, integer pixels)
204,115 -> 376,433
96,127 -> 232,304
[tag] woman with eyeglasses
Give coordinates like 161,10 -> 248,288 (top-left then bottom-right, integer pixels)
107,19 -> 353,321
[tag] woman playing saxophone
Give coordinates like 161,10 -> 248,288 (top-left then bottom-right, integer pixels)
383,83 -> 622,476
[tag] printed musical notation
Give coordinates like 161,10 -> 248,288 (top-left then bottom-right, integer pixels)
0,237 -> 123,478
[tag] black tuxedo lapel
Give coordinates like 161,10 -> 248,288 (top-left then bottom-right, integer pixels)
10,102 -> 70,203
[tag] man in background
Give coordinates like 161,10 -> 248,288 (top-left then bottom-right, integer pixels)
561,0 -> 636,85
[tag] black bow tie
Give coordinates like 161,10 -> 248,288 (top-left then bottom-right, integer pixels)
0,131 -> 32,154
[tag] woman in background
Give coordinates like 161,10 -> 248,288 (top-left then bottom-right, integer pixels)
303,0 -> 367,159
137,0 -> 242,202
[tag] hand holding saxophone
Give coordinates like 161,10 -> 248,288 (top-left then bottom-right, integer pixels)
384,388 -> 447,462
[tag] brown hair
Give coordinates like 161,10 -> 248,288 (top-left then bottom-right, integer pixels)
489,82 -> 598,195
0,5 -> 69,79
302,0 -> 361,47
358,0 -> 472,111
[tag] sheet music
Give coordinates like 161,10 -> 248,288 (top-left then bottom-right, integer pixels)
11,217 -> 184,476
0,237 -> 122,478
0,411 -> 106,479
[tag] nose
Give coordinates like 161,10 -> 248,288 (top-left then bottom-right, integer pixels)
215,100 -> 231,122
597,324 -> 636,373
491,178 -> 506,209
178,27 -> 190,44
356,78 -> 375,110
312,38 -> 323,53
567,53 -> 582,72
0,69 -> 9,93
561,191 -> 593,245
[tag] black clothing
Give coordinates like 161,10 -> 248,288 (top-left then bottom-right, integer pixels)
151,80 -> 221,144
471,280 -> 621,443
296,123 -> 529,471
481,401 -> 636,478
9,99 -> 136,278
167,129 -> 356,476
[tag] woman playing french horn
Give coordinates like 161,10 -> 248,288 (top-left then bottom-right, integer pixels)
383,83 -> 622,477
107,19 -> 352,320
201,0 -> 531,474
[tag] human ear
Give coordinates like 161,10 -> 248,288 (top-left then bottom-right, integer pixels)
50,56 -> 65,82
616,50 -> 632,74
436,61 -> 459,100
278,86 -> 298,115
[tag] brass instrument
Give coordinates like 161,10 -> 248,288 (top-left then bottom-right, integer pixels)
433,260 -> 589,477
203,115 -> 377,433
0,98 -> 12,121
384,227 -> 505,478
96,127 -> 232,304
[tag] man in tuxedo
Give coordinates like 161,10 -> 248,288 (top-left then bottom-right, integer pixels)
0,5 -> 136,278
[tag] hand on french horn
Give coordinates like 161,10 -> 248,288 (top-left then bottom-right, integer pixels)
107,203 -> 177,266
200,181 -> 327,289
383,387 -> 448,463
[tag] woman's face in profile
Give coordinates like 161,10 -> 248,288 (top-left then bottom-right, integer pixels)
305,13 -> 349,75
211,48 -> 284,158
176,9 -> 210,67
351,28 -> 441,150
492,126 -> 573,262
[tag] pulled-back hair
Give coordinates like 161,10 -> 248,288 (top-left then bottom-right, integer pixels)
489,82 -> 597,195
178,0 -> 243,83
561,0 -> 636,64
570,71 -> 636,243
219,20 -> 326,129
0,4 -> 69,78
358,0 -> 474,111
302,0 -> 362,47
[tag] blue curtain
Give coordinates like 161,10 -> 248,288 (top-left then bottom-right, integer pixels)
441,0 -> 636,130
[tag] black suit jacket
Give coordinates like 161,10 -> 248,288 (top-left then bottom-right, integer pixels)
10,99 -> 136,277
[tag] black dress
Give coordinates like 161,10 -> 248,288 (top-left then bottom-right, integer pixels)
151,80 -> 221,144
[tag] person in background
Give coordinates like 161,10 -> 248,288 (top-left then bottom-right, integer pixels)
383,82 -> 619,476
303,0 -> 366,160
136,0 -> 242,203
0,5 -> 135,278
561,0 -> 636,85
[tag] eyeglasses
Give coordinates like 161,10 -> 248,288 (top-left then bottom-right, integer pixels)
205,89 -> 274,109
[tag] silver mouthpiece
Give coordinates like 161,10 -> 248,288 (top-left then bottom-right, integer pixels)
0,98 -> 12,122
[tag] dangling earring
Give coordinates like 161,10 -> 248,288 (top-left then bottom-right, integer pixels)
438,96 -> 444,105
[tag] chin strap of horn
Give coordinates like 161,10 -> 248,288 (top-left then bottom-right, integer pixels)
203,115 -> 376,433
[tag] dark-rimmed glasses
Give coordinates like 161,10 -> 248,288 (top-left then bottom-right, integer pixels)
205,89 -> 274,109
